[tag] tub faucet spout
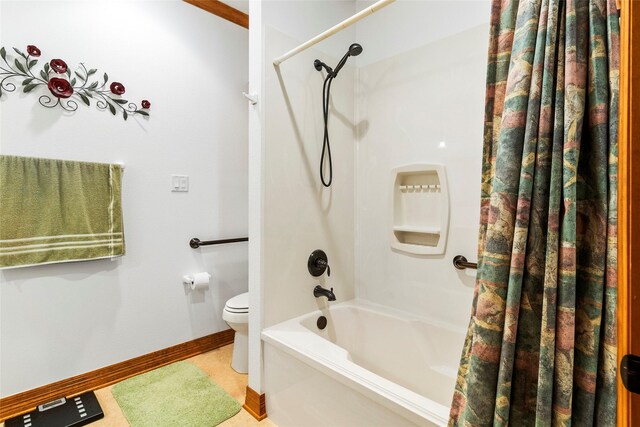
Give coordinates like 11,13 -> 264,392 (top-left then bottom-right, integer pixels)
314,285 -> 336,301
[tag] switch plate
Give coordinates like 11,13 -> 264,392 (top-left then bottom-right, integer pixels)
171,175 -> 189,192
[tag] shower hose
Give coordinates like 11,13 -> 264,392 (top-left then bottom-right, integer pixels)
321,73 -> 335,187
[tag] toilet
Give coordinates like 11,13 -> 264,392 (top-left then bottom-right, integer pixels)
222,292 -> 249,374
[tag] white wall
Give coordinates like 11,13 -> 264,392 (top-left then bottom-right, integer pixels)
0,0 -> 248,397
247,0 -> 264,396
354,2 -> 490,328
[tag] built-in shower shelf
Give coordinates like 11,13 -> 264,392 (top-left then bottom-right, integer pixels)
391,164 -> 449,255
392,225 -> 441,235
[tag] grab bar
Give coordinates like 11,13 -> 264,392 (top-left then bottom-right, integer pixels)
189,237 -> 248,249
453,255 -> 477,270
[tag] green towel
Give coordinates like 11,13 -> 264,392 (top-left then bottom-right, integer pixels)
0,155 -> 125,269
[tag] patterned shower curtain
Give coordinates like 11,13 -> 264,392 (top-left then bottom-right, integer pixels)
450,0 -> 619,425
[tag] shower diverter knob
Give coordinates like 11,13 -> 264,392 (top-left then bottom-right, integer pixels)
308,249 -> 330,277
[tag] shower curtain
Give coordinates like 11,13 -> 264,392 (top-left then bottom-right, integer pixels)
450,0 -> 619,425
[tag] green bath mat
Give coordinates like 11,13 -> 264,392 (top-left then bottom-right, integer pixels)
111,361 -> 241,427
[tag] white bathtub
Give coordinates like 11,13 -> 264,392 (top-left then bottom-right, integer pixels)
262,299 -> 466,426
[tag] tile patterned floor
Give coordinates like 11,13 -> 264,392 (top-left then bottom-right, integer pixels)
3,344 -> 276,427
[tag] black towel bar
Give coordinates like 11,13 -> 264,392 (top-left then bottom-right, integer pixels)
189,237 -> 248,248
453,255 -> 477,270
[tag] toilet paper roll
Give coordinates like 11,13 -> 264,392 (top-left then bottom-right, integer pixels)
183,272 -> 211,290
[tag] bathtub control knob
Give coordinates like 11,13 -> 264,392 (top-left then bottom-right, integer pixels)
308,249 -> 330,277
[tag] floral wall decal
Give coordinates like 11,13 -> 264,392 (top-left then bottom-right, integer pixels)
0,45 -> 150,120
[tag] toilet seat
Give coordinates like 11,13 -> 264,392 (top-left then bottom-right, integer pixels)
224,292 -> 249,314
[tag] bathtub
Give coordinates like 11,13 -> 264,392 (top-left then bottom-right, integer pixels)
262,299 -> 466,426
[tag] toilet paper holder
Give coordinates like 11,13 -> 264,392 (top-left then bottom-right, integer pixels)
183,272 -> 211,290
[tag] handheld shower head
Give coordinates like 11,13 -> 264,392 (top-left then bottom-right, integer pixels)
314,43 -> 364,78
332,43 -> 363,77
348,43 -> 363,56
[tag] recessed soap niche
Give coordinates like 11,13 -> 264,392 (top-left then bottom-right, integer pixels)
391,164 -> 449,255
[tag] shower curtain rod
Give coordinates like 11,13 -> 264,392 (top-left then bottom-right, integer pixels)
272,0 -> 396,67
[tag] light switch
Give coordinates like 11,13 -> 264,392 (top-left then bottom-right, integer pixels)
171,175 -> 189,192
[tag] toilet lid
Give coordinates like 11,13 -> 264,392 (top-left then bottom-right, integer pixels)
225,292 -> 249,311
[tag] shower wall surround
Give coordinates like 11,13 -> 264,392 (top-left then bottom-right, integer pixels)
250,1 -> 492,410
0,1 -> 248,397
258,1 -> 357,330
355,12 -> 490,329
247,0 -> 357,403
